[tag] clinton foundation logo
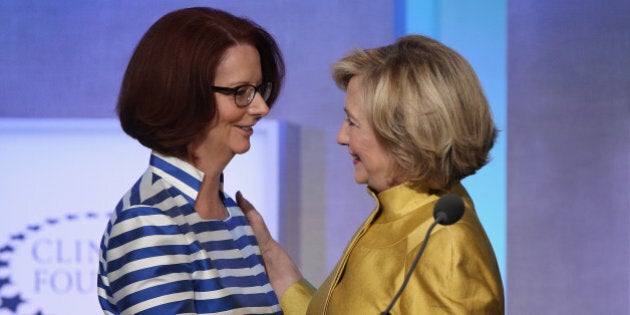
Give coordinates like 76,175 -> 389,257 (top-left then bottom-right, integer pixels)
0,211 -> 108,315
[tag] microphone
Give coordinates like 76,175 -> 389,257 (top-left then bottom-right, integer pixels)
380,194 -> 465,315
433,193 -> 465,225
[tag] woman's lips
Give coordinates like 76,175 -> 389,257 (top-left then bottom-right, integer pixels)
236,124 -> 254,135
351,154 -> 360,165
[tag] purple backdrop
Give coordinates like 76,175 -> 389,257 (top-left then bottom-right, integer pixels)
2,0 -> 629,313
507,0 -> 630,313
0,0 -> 394,289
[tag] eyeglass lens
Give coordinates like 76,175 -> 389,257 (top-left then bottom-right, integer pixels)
235,82 -> 272,106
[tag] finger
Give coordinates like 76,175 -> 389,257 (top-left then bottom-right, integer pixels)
237,191 -> 260,221
236,190 -> 255,212
236,191 -> 272,244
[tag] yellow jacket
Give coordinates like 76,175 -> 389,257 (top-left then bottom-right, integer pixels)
281,183 -> 504,314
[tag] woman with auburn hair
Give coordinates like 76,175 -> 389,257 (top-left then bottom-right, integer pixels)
97,7 -> 285,314
239,35 -> 504,314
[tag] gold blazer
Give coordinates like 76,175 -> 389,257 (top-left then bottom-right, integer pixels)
281,182 -> 504,314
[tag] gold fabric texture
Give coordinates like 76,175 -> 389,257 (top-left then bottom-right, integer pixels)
281,182 -> 504,314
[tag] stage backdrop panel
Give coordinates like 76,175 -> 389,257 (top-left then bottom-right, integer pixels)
0,118 -> 291,314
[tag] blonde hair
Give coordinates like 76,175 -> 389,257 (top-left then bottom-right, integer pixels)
332,35 -> 497,190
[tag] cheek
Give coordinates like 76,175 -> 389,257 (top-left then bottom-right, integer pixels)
348,132 -> 364,149
351,135 -> 375,156
216,101 -> 246,123
356,140 -> 390,172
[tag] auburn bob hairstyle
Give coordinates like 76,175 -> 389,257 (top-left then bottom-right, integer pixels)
117,7 -> 284,158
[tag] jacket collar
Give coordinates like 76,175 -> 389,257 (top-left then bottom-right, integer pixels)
149,151 -> 205,203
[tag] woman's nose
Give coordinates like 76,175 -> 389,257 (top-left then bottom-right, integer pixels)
248,93 -> 270,117
336,122 -> 349,145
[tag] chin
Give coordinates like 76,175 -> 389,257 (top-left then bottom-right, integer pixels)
353,174 -> 368,185
233,144 -> 251,155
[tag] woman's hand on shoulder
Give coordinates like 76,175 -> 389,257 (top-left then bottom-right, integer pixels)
237,191 -> 302,298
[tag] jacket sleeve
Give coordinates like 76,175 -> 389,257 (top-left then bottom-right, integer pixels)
279,278 -> 317,315
104,206 -> 197,314
397,222 -> 504,314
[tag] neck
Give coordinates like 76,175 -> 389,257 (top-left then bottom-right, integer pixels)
184,143 -> 234,220
194,174 -> 228,220
184,152 -> 230,220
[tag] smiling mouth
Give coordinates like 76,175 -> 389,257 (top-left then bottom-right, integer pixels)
238,125 -> 253,131
236,125 -> 255,136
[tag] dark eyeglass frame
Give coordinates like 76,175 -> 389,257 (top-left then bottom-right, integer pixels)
211,82 -> 273,108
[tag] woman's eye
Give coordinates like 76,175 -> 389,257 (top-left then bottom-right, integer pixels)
235,88 -> 249,97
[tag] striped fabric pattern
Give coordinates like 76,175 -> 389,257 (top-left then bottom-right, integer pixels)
97,152 -> 281,314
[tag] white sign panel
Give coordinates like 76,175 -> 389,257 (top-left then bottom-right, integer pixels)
0,118 -> 284,314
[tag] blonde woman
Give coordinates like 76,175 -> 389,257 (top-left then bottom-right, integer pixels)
239,35 -> 504,314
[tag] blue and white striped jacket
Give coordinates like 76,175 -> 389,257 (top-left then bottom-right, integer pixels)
97,152 -> 281,314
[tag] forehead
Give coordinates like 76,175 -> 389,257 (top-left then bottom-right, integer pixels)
344,76 -> 365,115
214,44 -> 262,84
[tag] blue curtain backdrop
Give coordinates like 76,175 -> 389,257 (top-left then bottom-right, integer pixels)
396,0 -> 508,284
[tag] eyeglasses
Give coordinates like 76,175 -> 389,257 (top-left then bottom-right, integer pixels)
211,82 -> 273,107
